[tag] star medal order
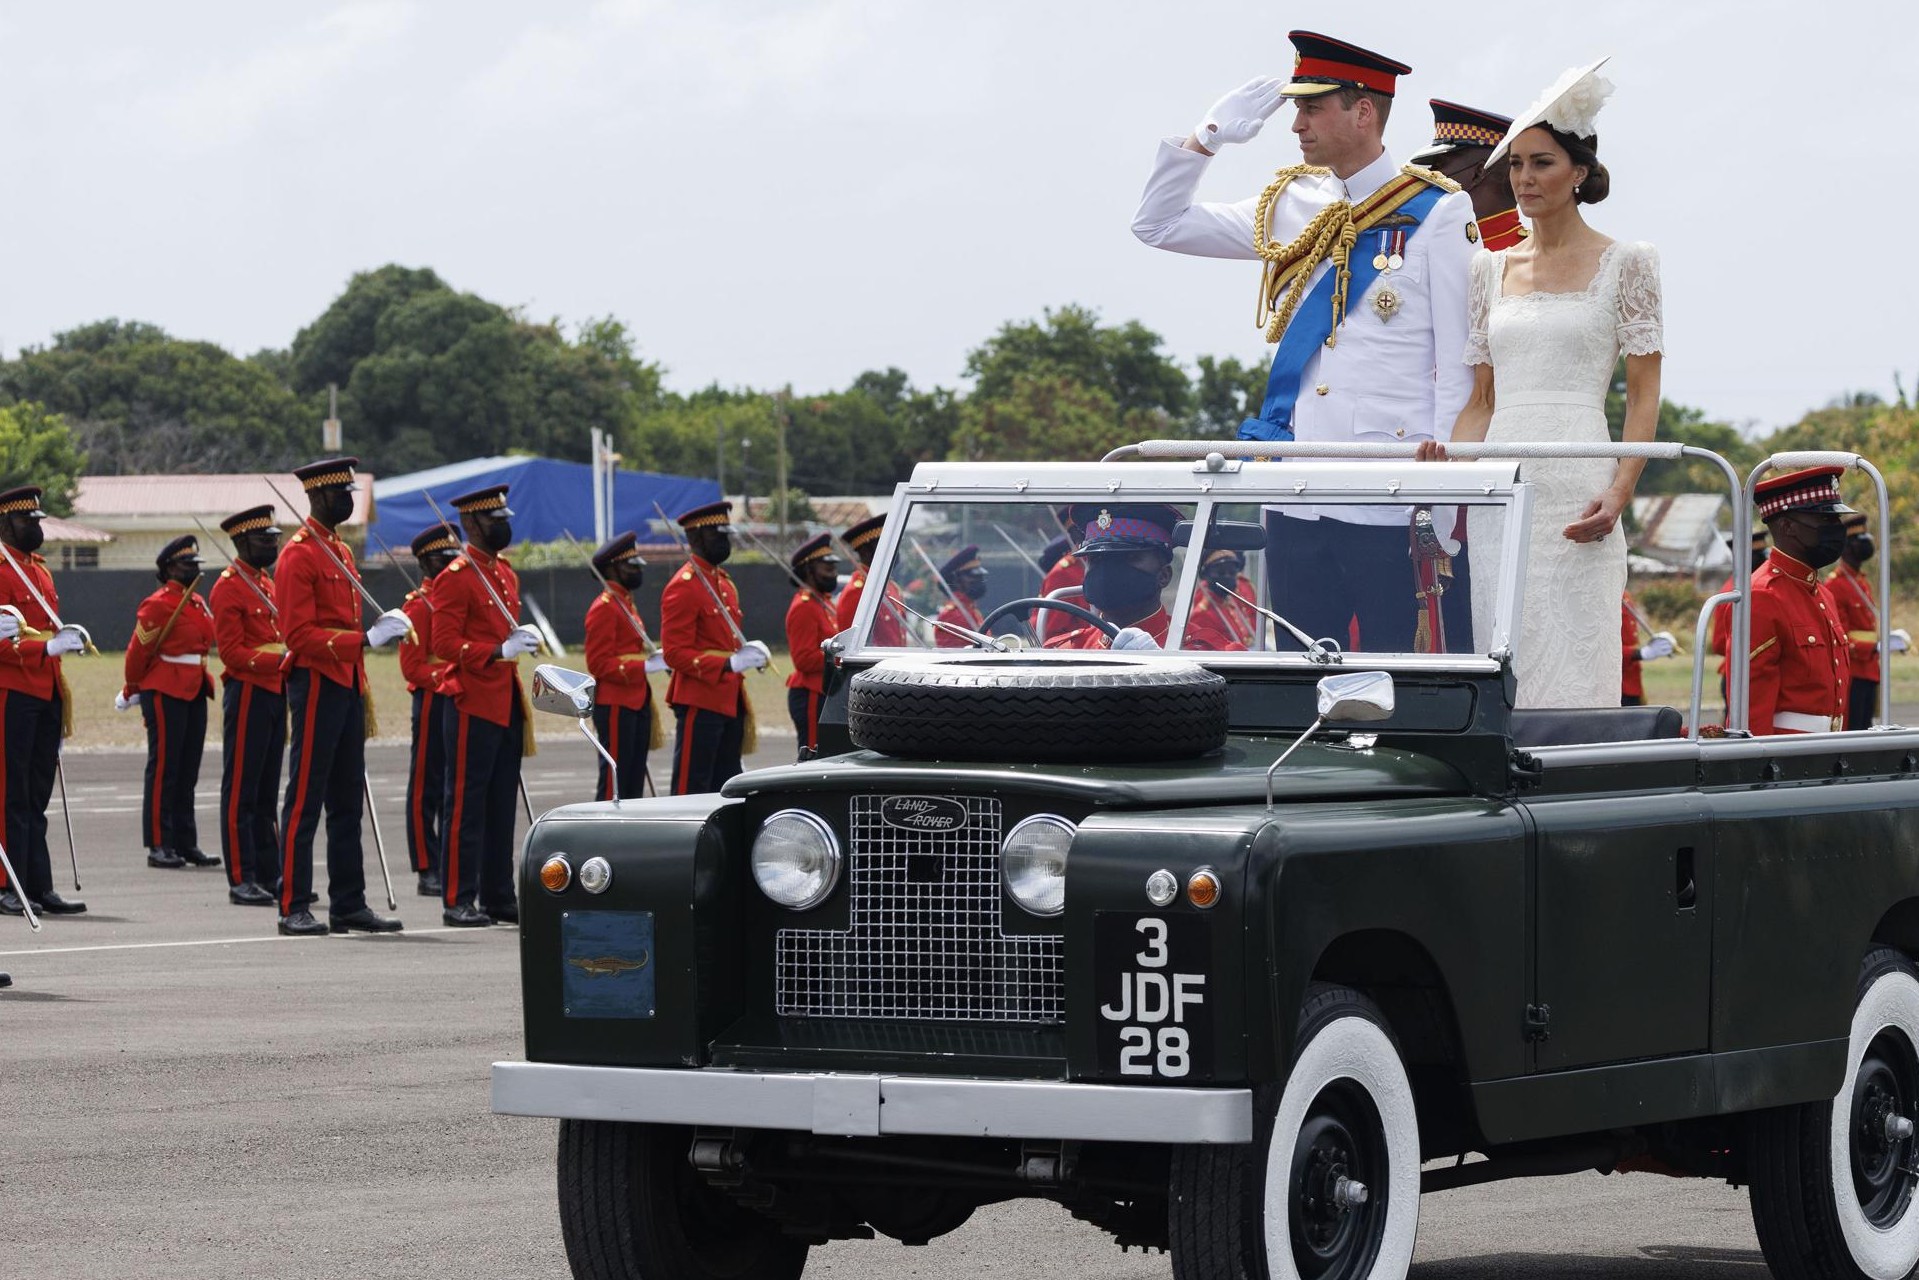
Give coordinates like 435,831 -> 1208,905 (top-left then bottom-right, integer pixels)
1372,286 -> 1402,321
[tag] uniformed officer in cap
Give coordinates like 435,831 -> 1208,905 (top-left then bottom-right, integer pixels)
584,530 -> 666,801
429,484 -> 540,927
1044,505 -> 1243,651
660,501 -> 769,794
784,534 -> 842,758
835,514 -> 907,645
210,505 -> 288,905
274,458 -> 408,936
0,485 -> 90,918
1825,512 -> 1910,730
934,546 -> 988,646
1134,32 -> 1474,653
124,535 -> 218,870
400,523 -> 459,896
1188,546 -> 1260,648
1748,467 -> 1853,736
1411,99 -> 1528,252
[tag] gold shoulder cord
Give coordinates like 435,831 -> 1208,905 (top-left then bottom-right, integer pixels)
1399,163 -> 1462,193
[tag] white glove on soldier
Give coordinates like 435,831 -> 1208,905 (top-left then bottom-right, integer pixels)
727,640 -> 771,673
114,689 -> 140,712
1193,76 -> 1286,153
46,624 -> 89,657
644,652 -> 669,673
1893,628 -> 1911,654
499,625 -> 542,659
0,606 -> 20,641
364,609 -> 411,648
1110,627 -> 1161,652
1638,632 -> 1676,662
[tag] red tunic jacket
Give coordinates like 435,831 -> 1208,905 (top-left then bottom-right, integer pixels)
427,545 -> 525,728
277,519 -> 367,690
662,557 -> 745,716
584,585 -> 657,712
1188,577 -> 1259,649
398,588 -> 452,695
210,564 -> 286,694
933,595 -> 984,648
785,588 -> 838,695
835,566 -> 907,646
1825,562 -> 1882,684
1749,550 -> 1850,735
0,549 -> 64,701
1036,553 -> 1087,642
125,580 -> 215,702
1620,597 -> 1644,701
1044,607 -> 1243,652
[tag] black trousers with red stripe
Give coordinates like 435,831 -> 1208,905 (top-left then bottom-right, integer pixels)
440,695 -> 522,911
592,701 -> 652,801
787,687 -> 822,760
406,689 -> 447,876
278,668 -> 369,917
141,690 -> 207,856
670,703 -> 743,795
219,678 -> 285,886
0,688 -> 61,901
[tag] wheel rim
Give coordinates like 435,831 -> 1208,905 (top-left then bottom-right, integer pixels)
1288,1079 -> 1388,1280
1851,1026 -> 1919,1229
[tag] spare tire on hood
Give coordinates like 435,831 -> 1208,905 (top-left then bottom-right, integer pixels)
846,655 -> 1229,764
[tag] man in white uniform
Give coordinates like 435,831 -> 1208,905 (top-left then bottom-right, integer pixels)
1133,31 -> 1475,652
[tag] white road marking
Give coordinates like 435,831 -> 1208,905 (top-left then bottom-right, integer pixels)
0,925 -> 501,958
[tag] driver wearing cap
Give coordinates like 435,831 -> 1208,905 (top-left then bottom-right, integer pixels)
1044,505 -> 1242,652
1748,467 -> 1853,735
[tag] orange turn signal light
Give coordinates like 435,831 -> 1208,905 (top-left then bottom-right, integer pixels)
540,855 -> 573,893
1187,868 -> 1220,909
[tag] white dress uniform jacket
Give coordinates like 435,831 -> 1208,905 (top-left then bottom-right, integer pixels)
1133,141 -> 1477,526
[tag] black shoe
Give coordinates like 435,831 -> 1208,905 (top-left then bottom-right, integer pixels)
442,904 -> 492,928
177,847 -> 220,867
34,891 -> 85,915
416,872 -> 444,898
263,878 -> 283,897
277,909 -> 328,937
0,971 -> 11,988
481,902 -> 518,925
147,848 -> 185,869
0,891 -> 22,916
230,881 -> 277,907
329,907 -> 404,934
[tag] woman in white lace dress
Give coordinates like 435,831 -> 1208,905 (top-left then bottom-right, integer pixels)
1428,61 -> 1663,707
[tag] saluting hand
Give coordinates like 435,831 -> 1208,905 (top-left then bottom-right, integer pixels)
1191,76 -> 1286,154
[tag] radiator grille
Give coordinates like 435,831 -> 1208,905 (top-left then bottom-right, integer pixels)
774,795 -> 1065,1022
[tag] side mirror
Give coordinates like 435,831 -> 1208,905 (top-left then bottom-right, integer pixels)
532,665 -> 597,719
1316,670 -> 1394,723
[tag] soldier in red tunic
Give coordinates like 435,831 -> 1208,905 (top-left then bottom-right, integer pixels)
836,514 -> 907,645
933,546 -> 988,647
1748,467 -> 1852,736
1618,592 -> 1674,707
784,533 -> 842,758
429,485 -> 541,928
584,531 -> 665,801
124,535 -> 219,870
209,505 -> 288,905
1035,512 -> 1086,643
1824,513 -> 1909,730
1044,504 -> 1244,652
1188,548 -> 1260,648
661,501 -> 768,794
274,457 -> 408,936
0,485 -> 90,920
400,523 -> 459,896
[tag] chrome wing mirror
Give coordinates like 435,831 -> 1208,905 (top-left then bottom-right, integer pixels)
531,665 -> 621,802
1265,671 -> 1396,809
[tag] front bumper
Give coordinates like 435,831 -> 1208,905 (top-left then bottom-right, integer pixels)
492,1062 -> 1252,1144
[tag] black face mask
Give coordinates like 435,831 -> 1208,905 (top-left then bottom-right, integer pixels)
481,521 -> 513,553
165,561 -> 201,585
1082,557 -> 1163,616
1750,549 -> 1768,573
1847,534 -> 1876,563
699,533 -> 731,566
309,488 -> 354,528
10,518 -> 44,554
1803,521 -> 1848,571
953,570 -> 989,603
617,562 -> 645,592
241,538 -> 280,571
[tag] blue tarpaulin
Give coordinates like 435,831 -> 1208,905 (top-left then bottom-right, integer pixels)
370,456 -> 720,551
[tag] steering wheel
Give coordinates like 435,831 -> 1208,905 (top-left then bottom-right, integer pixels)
976,596 -> 1120,642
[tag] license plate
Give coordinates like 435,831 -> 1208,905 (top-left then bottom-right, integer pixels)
561,911 -> 655,1019
1094,912 -> 1211,1080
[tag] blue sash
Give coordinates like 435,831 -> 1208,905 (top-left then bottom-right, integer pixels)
1238,185 -> 1446,442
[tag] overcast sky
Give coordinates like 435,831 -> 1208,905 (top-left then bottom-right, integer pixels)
2,0 -> 1912,437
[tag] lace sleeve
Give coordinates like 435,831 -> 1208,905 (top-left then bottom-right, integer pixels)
1615,241 -> 1663,356
1463,249 -> 1495,366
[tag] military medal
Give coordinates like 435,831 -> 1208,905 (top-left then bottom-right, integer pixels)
1372,286 -> 1402,321
1372,229 -> 1390,272
1386,228 -> 1406,272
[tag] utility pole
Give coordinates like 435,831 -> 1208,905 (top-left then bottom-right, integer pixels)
714,414 -> 726,494
774,388 -> 790,548
323,384 -> 342,452
739,436 -> 752,529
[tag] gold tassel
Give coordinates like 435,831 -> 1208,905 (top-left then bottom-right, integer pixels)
740,686 -> 758,757
57,663 -> 73,739
519,684 -> 537,758
362,689 -> 379,740
647,685 -> 666,751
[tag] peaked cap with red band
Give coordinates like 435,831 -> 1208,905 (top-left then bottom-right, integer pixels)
1754,466 -> 1856,520
1069,504 -> 1185,555
1409,99 -> 1514,163
1280,31 -> 1411,99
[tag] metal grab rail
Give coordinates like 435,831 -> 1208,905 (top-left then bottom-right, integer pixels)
1691,591 -> 1739,739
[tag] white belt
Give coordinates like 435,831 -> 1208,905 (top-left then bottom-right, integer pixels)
159,653 -> 207,666
1497,390 -> 1606,410
1772,711 -> 1841,734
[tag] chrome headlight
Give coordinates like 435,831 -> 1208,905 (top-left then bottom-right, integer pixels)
1002,814 -> 1073,917
751,810 -> 842,910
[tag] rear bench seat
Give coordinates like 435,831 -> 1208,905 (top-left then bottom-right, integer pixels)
1508,706 -> 1685,749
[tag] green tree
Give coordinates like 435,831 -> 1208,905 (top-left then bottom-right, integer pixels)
951,372 -> 1171,463
1602,357 -> 1760,496
964,305 -> 1190,424
0,402 -> 86,515
1189,354 -> 1268,436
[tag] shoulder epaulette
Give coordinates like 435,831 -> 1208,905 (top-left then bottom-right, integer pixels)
679,570 -> 693,581
449,559 -> 466,572
1400,163 -> 1462,194
220,568 -> 234,580
290,531 -> 307,544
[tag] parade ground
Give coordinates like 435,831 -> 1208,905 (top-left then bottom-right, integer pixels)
0,728 -> 1801,1279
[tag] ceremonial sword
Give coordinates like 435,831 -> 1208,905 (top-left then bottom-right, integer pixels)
260,478 -> 414,641
362,774 -> 398,910
0,837 -> 40,932
555,529 -> 661,798
191,517 -> 278,617
648,501 -> 778,675
0,542 -> 95,652
907,538 -> 1000,647
0,542 -> 97,891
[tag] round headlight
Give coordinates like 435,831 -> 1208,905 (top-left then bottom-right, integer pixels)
578,856 -> 612,895
1002,814 -> 1074,917
751,810 -> 842,910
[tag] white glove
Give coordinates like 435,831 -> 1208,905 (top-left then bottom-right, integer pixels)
114,689 -> 140,712
644,652 -> 669,673
498,625 -> 542,659
46,624 -> 89,657
1637,632 -> 1676,662
1893,628 -> 1911,655
727,640 -> 771,672
1110,627 -> 1161,652
364,609 -> 411,648
0,606 -> 20,641
1193,76 -> 1285,153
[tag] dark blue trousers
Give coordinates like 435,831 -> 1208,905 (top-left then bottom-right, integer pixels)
220,679 -> 285,887
440,696 -> 522,912
278,669 -> 369,917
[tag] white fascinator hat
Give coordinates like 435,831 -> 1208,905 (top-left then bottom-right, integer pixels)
1486,56 -> 1614,166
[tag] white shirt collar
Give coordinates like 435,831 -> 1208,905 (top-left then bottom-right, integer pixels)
1340,149 -> 1397,203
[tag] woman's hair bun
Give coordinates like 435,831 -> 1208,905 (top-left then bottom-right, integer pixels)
1577,160 -> 1611,204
